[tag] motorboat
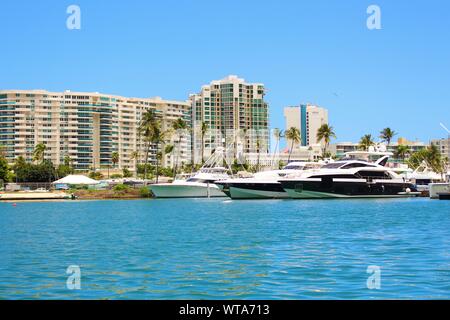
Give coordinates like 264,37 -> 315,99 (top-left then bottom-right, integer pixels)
402,162 -> 446,193
430,183 -> 450,199
149,147 -> 230,198
429,172 -> 450,199
215,162 -> 323,199
279,152 -> 420,199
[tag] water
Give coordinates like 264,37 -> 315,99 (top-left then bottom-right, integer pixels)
0,198 -> 449,299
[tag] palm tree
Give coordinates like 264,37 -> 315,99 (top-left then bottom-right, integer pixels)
164,144 -> 174,156
151,122 -> 167,183
33,143 -> 47,163
256,137 -> 261,172
172,118 -> 188,176
380,128 -> 396,146
130,151 -> 139,178
359,134 -> 375,151
316,124 -> 336,158
285,127 -> 301,162
200,121 -> 208,164
394,144 -> 410,162
139,110 -> 157,181
111,151 -> 119,168
272,128 -> 284,167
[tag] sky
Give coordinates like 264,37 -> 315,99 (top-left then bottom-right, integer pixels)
1,0 -> 449,144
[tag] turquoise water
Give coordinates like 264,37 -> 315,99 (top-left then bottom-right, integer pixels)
0,198 -> 449,299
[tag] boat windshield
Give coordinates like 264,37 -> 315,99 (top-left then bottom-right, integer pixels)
283,164 -> 304,170
321,162 -> 347,169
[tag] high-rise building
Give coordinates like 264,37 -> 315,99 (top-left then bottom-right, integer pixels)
283,104 -> 328,147
0,90 -> 191,170
189,75 -> 269,163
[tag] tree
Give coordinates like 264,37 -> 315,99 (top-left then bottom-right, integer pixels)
408,144 -> 446,175
380,127 -> 396,146
130,151 -> 139,178
200,121 -> 208,164
139,110 -> 157,181
359,134 -> 375,151
285,127 -> 301,162
256,137 -> 261,172
0,155 -> 11,183
151,122 -> 167,184
394,144 -> 410,162
164,144 -> 174,157
172,118 -> 188,176
316,124 -> 336,158
272,128 -> 284,166
111,151 -> 119,168
33,143 -> 47,163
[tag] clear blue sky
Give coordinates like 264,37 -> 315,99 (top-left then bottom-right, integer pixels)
1,0 -> 449,143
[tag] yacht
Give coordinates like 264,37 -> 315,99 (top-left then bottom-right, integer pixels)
279,152 -> 420,199
429,172 -> 450,199
215,162 -> 323,199
402,162 -> 445,193
149,148 -> 231,198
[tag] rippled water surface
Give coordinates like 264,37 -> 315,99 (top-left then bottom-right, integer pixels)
1,198 -> 449,299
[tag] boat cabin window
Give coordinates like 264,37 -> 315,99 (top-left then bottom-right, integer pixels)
187,178 -> 216,183
355,170 -> 392,179
283,164 -> 304,170
321,162 -> 347,169
341,163 -> 375,169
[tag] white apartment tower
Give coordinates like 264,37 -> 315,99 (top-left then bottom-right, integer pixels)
0,90 -> 191,170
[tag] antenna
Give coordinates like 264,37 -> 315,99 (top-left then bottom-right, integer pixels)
440,123 -> 450,134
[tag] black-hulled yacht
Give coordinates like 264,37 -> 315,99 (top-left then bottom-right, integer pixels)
279,154 -> 420,199
215,162 -> 323,199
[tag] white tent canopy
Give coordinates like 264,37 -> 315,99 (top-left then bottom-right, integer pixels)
53,175 -> 99,185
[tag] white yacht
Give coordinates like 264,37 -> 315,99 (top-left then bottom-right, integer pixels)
215,162 -> 323,199
149,148 -> 231,198
429,172 -> 450,199
402,161 -> 445,192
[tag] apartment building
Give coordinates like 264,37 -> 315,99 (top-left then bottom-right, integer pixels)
0,90 -> 191,170
190,75 -> 269,163
283,104 -> 328,147
431,137 -> 450,163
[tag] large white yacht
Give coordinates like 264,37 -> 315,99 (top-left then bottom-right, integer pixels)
215,162 -> 323,199
149,148 -> 230,198
279,150 -> 420,199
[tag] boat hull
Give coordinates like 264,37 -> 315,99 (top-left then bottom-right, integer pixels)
149,183 -> 226,198
280,179 -> 420,199
216,182 -> 288,199
429,183 -> 450,199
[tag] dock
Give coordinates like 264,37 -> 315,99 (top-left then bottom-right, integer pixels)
0,192 -> 73,201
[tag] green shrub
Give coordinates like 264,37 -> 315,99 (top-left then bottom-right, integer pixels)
122,168 -> 133,178
139,186 -> 151,198
110,174 -> 123,179
113,183 -> 129,192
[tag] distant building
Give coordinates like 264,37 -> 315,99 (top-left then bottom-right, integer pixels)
431,137 -> 450,162
245,144 -> 323,169
330,138 -> 428,161
283,104 -> 328,147
190,75 -> 269,164
0,90 -> 191,170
